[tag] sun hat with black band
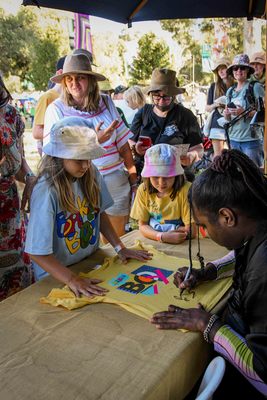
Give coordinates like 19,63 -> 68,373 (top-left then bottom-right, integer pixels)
227,54 -> 255,76
145,68 -> 185,96
50,54 -> 106,84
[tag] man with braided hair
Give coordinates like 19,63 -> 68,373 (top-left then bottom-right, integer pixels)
151,149 -> 267,399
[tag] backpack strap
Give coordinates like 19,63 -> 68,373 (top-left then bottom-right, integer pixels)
245,81 -> 257,107
228,84 -> 237,103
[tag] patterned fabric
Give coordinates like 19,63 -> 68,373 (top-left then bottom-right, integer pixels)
43,94 -> 133,175
0,105 -> 34,300
214,325 -> 267,396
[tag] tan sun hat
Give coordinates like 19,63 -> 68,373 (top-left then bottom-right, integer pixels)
145,68 -> 185,96
212,57 -> 231,72
50,54 -> 106,84
250,51 -> 266,65
98,80 -> 114,93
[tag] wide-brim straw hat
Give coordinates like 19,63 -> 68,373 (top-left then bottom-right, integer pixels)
227,54 -> 255,75
98,80 -> 114,93
250,51 -> 266,65
145,68 -> 185,96
50,54 -> 106,84
43,116 -> 106,160
141,143 -> 184,178
212,57 -> 231,72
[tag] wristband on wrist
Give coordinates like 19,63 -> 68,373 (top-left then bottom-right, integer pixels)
114,244 -> 125,254
156,232 -> 163,242
25,172 -> 35,179
203,314 -> 220,343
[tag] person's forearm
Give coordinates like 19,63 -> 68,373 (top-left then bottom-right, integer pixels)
15,157 -> 34,183
188,143 -> 204,162
100,212 -> 125,248
32,124 -> 44,140
139,224 -> 160,241
31,254 -> 74,285
213,325 -> 267,395
209,250 -> 235,279
119,142 -> 137,185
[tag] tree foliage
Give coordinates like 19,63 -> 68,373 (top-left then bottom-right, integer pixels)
129,32 -> 170,85
0,8 -> 37,80
0,7 -> 69,90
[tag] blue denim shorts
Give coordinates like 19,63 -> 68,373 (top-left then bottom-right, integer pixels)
229,139 -> 263,168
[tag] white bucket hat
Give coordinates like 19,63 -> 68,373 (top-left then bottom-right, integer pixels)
43,117 -> 106,160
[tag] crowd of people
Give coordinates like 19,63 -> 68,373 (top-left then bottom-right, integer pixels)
0,48 -> 266,398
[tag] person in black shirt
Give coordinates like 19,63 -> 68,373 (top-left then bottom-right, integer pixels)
129,68 -> 203,177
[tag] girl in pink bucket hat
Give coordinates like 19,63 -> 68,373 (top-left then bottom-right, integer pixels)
130,143 -> 196,244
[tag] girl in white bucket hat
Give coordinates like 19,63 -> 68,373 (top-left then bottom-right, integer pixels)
25,117 -> 151,293
43,53 -> 138,239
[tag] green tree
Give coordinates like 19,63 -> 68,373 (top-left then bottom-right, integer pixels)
129,32 -> 170,85
0,8 -> 38,80
160,19 -> 204,84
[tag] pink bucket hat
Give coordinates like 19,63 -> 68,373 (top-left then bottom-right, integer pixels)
141,144 -> 184,178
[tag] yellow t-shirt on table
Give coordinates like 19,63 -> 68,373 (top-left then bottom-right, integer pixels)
40,242 -> 232,320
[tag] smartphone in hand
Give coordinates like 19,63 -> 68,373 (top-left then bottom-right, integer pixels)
139,136 -> 152,147
227,102 -> 237,108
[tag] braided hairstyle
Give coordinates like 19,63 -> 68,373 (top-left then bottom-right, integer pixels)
190,149 -> 267,222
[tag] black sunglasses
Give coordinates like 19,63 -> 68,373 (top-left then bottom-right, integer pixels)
232,66 -> 248,72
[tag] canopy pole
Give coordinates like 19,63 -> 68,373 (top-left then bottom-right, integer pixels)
127,0 -> 148,27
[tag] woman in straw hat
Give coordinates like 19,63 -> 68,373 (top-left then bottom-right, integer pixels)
249,51 -> 265,86
43,53 -> 138,239
223,54 -> 265,167
205,57 -> 234,157
130,68 -> 203,179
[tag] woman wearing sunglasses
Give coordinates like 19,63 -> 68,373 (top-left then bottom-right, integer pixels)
223,54 -> 265,167
130,68 -> 203,180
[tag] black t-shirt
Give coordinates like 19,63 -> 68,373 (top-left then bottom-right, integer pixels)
131,103 -> 202,147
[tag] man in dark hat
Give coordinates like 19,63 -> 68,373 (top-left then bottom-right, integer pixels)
113,85 -> 128,100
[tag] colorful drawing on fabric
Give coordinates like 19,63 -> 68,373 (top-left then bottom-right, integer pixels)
108,265 -> 173,296
56,195 -> 98,255
74,13 -> 93,53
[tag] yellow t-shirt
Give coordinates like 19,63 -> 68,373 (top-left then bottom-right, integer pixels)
34,89 -> 59,126
40,242 -> 232,319
130,181 -> 192,228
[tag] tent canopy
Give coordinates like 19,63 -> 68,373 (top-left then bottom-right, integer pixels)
22,0 -> 266,24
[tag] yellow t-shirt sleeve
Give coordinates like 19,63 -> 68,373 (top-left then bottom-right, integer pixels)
34,90 -> 59,126
179,181 -> 193,226
130,183 -> 150,222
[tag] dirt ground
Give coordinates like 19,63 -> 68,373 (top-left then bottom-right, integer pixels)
23,128 -> 40,174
